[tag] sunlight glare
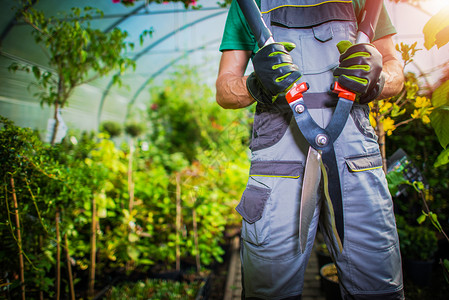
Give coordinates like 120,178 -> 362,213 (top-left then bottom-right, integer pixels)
423,0 -> 448,14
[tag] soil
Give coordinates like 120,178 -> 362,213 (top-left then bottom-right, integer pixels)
205,260 -> 230,299
203,235 -> 235,299
403,261 -> 449,300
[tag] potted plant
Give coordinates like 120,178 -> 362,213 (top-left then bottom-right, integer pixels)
315,241 -> 333,290
397,216 -> 438,286
319,263 -> 342,300
316,242 -> 332,269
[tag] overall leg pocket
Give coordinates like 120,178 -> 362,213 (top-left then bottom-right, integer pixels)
237,160 -> 304,249
343,152 -> 398,251
236,185 -> 271,246
337,152 -> 403,294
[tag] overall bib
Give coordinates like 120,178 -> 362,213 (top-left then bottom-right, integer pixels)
236,1 -> 404,299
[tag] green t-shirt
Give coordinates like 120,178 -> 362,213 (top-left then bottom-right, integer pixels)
219,0 -> 397,52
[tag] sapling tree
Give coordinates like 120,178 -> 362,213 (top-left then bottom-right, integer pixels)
144,67 -> 250,270
369,42 -> 434,172
9,2 -> 136,145
382,1 -> 449,280
384,0 -> 449,168
0,117 -> 89,298
123,122 -> 144,270
418,2 -> 449,168
101,121 -> 123,139
124,122 -> 144,214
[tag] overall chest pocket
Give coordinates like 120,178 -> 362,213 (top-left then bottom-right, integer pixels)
271,21 -> 356,76
264,1 -> 357,77
299,22 -> 349,75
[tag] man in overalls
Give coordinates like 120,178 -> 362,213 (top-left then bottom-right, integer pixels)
216,0 -> 405,299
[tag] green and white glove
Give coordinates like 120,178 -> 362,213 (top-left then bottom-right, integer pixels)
247,42 -> 302,105
333,41 -> 385,104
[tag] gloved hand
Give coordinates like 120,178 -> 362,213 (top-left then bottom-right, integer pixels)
333,41 -> 385,104
247,42 -> 302,105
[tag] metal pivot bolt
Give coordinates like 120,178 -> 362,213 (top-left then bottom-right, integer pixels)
295,104 -> 305,114
316,134 -> 328,147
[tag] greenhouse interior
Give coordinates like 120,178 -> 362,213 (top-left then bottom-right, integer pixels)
0,0 -> 449,299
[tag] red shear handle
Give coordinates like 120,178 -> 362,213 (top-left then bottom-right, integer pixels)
332,82 -> 356,102
286,82 -> 309,104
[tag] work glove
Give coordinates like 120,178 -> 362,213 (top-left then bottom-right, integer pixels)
247,42 -> 302,105
333,41 -> 385,104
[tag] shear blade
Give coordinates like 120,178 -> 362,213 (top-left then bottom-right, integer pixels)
299,146 -> 322,253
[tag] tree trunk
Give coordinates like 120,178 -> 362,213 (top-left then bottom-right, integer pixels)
175,173 -> 182,272
64,234 -> 75,300
51,78 -> 64,145
10,176 -> 25,300
128,139 -> 134,213
39,235 -> 44,300
126,140 -> 135,272
55,209 -> 61,300
88,196 -> 97,299
378,122 -> 387,173
192,208 -> 201,272
50,99 -> 60,146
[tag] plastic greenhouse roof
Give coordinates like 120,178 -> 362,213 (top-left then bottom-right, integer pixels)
0,0 -> 229,136
1,0 -> 448,139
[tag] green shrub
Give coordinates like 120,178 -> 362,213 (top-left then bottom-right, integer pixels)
396,215 -> 438,261
106,279 -> 204,299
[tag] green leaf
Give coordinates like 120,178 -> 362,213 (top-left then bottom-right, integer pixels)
8,62 -> 19,72
32,66 -> 41,80
386,169 -> 409,196
127,246 -> 140,261
391,105 -> 406,117
412,181 -> 425,192
429,212 -> 443,232
432,79 -> 449,108
430,80 -> 449,149
138,258 -> 154,265
80,50 -> 87,63
443,259 -> 449,272
430,106 -> 449,149
435,25 -> 449,49
128,232 -> 139,243
443,259 -> 449,283
417,214 -> 426,225
423,5 -> 449,49
444,259 -> 449,271
434,148 -> 449,168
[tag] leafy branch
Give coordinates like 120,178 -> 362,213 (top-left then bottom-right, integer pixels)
388,167 -> 449,282
369,42 -> 435,170
9,4 -> 137,144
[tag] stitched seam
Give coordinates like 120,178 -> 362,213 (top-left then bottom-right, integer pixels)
261,0 -> 353,14
251,174 -> 300,178
350,165 -> 382,172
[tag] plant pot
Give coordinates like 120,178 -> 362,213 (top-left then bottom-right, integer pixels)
404,259 -> 434,287
316,249 -> 333,272
316,249 -> 333,289
319,263 -> 342,300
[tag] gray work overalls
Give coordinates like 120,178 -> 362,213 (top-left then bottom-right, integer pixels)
236,1 -> 404,299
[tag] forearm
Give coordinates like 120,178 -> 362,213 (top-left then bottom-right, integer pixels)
216,50 -> 254,109
378,58 -> 404,99
373,36 -> 405,99
216,73 -> 254,109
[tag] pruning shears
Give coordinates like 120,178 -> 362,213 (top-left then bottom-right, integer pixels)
236,0 -> 383,252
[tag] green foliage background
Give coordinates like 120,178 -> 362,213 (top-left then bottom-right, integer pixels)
0,66 -> 251,298
2,0 -> 449,298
